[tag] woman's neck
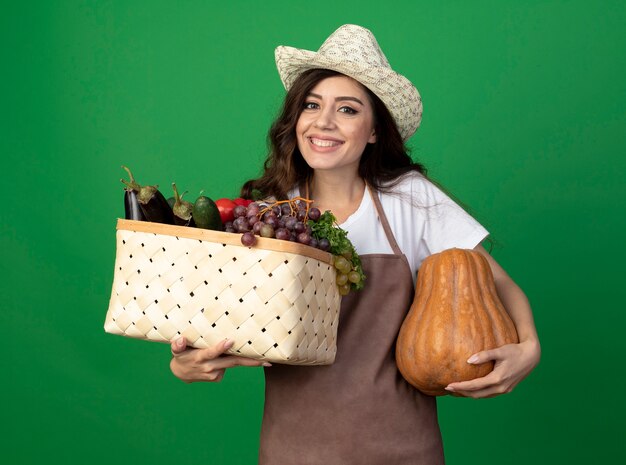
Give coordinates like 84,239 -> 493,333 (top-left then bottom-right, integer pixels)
308,171 -> 365,224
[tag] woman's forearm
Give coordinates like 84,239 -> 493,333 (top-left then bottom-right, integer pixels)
474,245 -> 540,347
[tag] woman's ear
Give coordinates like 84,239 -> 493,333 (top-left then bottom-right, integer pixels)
368,130 -> 377,144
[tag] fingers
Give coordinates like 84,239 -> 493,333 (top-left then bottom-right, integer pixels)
445,348 -> 517,398
197,339 -> 235,360
191,356 -> 268,383
171,336 -> 188,355
203,368 -> 226,382
210,355 -> 271,371
171,338 -> 273,366
446,379 -> 515,399
445,371 -> 504,394
443,342 -> 536,399
170,338 -> 233,359
465,345 -> 510,365
169,337 -> 271,384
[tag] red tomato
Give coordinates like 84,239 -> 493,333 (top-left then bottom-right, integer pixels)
215,198 -> 237,223
233,197 -> 253,207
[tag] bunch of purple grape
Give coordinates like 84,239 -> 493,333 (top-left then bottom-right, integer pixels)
224,198 -> 330,251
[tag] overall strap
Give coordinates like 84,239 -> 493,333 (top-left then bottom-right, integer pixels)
367,185 -> 403,257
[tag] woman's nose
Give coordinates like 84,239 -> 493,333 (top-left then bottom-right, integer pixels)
313,108 -> 335,129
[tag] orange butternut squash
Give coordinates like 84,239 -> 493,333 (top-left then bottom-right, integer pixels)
395,248 -> 518,396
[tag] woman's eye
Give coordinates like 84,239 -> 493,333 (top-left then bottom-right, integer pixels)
303,102 -> 319,110
339,106 -> 358,115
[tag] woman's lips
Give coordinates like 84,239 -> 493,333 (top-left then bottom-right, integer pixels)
308,136 -> 344,149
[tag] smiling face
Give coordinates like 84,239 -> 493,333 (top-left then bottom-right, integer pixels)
295,75 -> 377,175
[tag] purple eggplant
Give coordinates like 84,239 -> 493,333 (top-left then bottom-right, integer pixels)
120,166 -> 174,224
171,182 -> 195,227
124,188 -> 145,221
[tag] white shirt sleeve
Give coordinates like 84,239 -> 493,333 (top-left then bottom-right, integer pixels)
410,174 -> 489,267
381,173 -> 489,278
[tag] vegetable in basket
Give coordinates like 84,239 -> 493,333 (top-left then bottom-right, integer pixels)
215,198 -> 237,223
192,195 -> 223,231
171,183 -> 195,227
123,185 -> 145,221
120,166 -> 175,225
309,210 -> 365,293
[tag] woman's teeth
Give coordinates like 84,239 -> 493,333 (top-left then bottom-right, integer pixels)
310,138 -> 342,147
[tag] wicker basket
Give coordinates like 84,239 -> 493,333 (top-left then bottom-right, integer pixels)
104,219 -> 341,365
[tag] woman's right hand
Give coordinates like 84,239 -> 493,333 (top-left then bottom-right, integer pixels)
170,337 -> 270,383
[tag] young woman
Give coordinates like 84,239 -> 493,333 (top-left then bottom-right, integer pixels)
170,25 -> 541,464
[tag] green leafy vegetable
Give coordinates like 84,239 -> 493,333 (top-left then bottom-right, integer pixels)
309,211 -> 366,291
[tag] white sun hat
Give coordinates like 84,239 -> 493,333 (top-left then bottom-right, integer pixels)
275,24 -> 423,141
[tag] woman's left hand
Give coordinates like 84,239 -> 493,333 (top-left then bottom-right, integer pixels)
444,338 -> 541,398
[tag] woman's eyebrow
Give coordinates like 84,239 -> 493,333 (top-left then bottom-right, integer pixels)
308,92 -> 364,105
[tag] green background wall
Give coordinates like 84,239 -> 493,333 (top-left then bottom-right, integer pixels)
2,1 -> 624,463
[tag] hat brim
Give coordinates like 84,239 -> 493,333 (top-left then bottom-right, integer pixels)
275,45 -> 423,141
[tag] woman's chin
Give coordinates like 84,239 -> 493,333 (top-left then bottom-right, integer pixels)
302,155 -> 360,174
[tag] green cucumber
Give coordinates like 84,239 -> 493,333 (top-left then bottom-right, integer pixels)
193,195 -> 223,230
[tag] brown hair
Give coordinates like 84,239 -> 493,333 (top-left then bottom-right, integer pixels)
240,68 -> 429,199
